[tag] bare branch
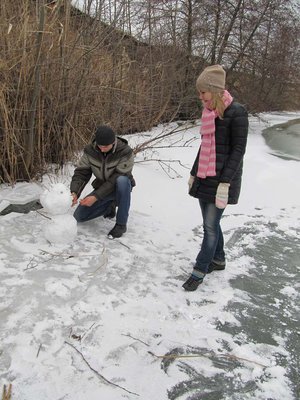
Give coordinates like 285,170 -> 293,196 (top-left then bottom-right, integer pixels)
64,341 -> 139,396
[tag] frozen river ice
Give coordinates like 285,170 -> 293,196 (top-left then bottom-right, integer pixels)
0,113 -> 299,399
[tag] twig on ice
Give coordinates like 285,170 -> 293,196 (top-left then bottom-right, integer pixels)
122,333 -> 150,347
149,351 -> 201,359
36,343 -> 43,358
83,246 -> 108,276
148,350 -> 267,367
64,341 -> 139,396
2,384 -> 12,400
115,240 -> 130,249
36,210 -> 52,220
25,257 -> 39,270
81,322 -> 97,341
39,249 -> 102,259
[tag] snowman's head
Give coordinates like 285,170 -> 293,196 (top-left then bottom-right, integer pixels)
40,183 -> 72,215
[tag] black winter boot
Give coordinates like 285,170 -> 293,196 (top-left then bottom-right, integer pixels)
207,259 -> 226,273
182,276 -> 203,291
108,223 -> 127,238
182,270 -> 205,291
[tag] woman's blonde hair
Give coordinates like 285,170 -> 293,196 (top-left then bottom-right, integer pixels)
210,91 -> 226,118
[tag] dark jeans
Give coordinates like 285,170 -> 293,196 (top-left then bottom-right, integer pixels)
195,199 -> 225,274
73,176 -> 131,225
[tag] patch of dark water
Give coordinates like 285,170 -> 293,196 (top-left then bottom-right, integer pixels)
219,221 -> 300,399
168,219 -> 299,399
165,345 -> 258,400
0,200 -> 42,216
262,118 -> 300,161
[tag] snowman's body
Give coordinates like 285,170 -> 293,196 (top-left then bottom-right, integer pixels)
40,183 -> 77,244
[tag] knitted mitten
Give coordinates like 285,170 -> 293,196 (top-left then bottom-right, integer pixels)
215,183 -> 230,209
188,175 -> 195,193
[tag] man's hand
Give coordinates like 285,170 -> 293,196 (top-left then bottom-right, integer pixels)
71,192 -> 78,207
79,195 -> 97,207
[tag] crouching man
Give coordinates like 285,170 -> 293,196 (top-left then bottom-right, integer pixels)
70,125 -> 135,238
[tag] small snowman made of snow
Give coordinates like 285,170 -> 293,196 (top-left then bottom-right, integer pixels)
40,182 -> 77,244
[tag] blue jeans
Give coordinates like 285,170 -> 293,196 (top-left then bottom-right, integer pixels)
73,176 -> 131,225
195,200 -> 225,274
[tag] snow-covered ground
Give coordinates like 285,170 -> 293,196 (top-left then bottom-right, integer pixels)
0,112 -> 299,400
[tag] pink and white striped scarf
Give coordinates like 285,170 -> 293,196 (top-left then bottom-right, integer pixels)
197,90 -> 233,178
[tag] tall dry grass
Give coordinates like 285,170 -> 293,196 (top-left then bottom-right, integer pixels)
0,0 -> 196,183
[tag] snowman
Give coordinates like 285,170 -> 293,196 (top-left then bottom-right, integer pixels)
40,183 -> 77,244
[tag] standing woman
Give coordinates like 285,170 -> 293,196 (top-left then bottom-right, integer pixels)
183,65 -> 248,291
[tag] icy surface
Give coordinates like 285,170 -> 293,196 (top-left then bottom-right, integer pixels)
0,112 -> 299,400
0,182 -> 42,205
0,200 -> 10,213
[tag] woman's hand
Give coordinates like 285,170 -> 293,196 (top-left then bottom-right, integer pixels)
188,175 -> 195,193
215,183 -> 230,209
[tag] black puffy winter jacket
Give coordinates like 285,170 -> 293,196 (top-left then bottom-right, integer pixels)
189,101 -> 248,204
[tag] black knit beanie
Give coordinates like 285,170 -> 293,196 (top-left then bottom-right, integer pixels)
95,126 -> 116,146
